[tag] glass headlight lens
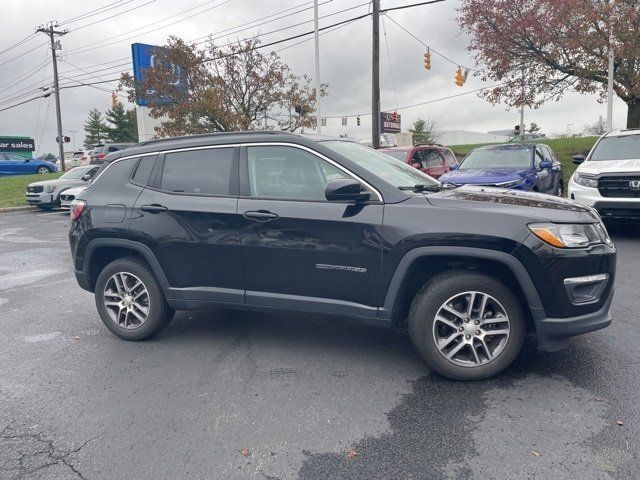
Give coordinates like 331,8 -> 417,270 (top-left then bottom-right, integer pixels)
528,223 -> 603,248
573,172 -> 598,188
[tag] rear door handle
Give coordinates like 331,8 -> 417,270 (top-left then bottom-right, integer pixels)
140,204 -> 168,214
243,210 -> 279,222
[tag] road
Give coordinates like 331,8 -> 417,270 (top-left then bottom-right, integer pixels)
0,209 -> 638,480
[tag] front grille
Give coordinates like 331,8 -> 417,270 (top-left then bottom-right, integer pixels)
598,175 -> 640,198
27,186 -> 43,193
60,194 -> 74,201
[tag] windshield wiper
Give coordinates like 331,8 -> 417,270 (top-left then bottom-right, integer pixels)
397,184 -> 441,192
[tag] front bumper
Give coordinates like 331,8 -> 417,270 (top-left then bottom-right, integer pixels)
59,193 -> 75,210
568,178 -> 640,219
533,287 -> 614,351
25,192 -> 55,205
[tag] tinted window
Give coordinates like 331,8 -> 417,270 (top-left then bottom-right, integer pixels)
424,150 -> 442,167
131,156 -> 156,186
93,158 -> 138,189
247,145 -> 349,201
160,148 -> 234,195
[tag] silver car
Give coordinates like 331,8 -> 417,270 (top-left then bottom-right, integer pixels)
59,185 -> 87,210
25,165 -> 99,210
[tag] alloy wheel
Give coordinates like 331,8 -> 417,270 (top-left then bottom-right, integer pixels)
432,291 -> 510,367
37,167 -> 49,174
103,272 -> 150,329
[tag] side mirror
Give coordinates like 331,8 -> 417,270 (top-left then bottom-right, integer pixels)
81,173 -> 92,181
539,160 -> 553,170
325,179 -> 370,202
572,154 -> 586,165
449,163 -> 459,170
411,162 -> 421,169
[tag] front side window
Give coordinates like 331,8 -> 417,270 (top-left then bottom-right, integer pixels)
590,134 -> 640,161
424,150 -> 442,167
5,153 -> 27,162
60,166 -> 97,180
160,148 -> 234,195
442,150 -> 457,165
247,145 -> 349,201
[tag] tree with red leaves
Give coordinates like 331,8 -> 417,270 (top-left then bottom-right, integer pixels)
458,0 -> 640,128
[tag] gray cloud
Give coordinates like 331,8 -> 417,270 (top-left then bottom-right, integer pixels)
0,0 -> 627,156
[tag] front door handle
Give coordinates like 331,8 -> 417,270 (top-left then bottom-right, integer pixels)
140,204 -> 168,214
243,210 -> 279,222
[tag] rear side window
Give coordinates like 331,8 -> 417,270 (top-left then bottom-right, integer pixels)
159,148 -> 234,195
131,156 -> 156,186
92,158 -> 138,189
442,150 -> 457,165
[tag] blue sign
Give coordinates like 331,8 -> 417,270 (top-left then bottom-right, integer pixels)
131,43 -> 187,107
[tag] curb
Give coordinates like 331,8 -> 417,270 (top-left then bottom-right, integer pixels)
0,206 -> 38,214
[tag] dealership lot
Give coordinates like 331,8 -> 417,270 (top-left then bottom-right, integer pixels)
0,210 -> 638,480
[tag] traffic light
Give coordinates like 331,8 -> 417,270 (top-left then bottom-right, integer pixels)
423,49 -> 431,70
356,115 -> 361,126
56,136 -> 71,143
455,67 -> 464,87
514,125 -> 520,136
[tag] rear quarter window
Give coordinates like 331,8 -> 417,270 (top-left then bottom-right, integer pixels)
91,158 -> 139,190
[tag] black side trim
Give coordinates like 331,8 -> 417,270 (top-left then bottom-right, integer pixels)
380,246 -> 545,320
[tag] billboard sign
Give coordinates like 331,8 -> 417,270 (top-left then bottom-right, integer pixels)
380,112 -> 401,133
0,137 -> 35,152
131,43 -> 187,107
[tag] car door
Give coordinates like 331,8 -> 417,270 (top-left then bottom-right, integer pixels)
535,147 -> 553,193
0,154 -> 13,175
238,143 -> 384,316
543,146 -> 563,194
129,146 -> 244,303
3,153 -> 29,174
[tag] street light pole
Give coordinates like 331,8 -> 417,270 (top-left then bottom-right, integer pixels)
313,0 -> 321,134
372,0 -> 381,148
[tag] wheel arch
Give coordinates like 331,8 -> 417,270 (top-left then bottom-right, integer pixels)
83,239 -> 170,293
380,247 -> 544,332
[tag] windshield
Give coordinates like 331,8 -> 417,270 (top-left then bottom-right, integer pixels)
322,141 -> 439,188
460,147 -> 532,170
590,134 -> 640,161
380,150 -> 409,162
60,167 -> 92,180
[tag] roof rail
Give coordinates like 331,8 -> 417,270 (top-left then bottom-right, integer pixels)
413,143 -> 444,147
137,130 -> 296,147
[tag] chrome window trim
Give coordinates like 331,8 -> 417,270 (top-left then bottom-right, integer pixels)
241,142 -> 383,202
87,142 -> 383,202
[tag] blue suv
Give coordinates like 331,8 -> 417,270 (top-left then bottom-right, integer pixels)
439,144 -> 563,196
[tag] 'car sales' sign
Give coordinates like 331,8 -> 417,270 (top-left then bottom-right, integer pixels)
0,137 -> 35,152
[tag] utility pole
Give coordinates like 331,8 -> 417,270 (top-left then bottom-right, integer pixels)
606,28 -> 614,131
372,0 -> 381,148
519,67 -> 525,141
37,22 -> 68,171
313,0 -> 321,135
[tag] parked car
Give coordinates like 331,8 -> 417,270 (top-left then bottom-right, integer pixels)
25,165 -> 99,210
69,132 -> 615,381
0,153 -> 57,176
439,144 -> 563,195
56,150 -> 88,171
379,144 -> 458,179
90,143 -> 134,164
568,129 -> 640,221
60,185 -> 87,210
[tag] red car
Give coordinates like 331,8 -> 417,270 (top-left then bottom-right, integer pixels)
379,144 -> 458,179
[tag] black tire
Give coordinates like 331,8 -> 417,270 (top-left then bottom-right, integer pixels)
555,181 -> 564,197
408,271 -> 526,381
94,257 -> 173,341
37,205 -> 54,211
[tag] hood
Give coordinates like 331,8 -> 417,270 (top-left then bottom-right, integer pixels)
439,167 -> 530,185
27,178 -> 85,189
427,185 -> 599,223
60,186 -> 87,195
576,158 -> 640,175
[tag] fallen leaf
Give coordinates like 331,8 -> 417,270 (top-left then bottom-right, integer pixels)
594,396 -> 605,401
616,420 -> 624,426
530,450 -> 541,457
240,448 -> 250,457
72,336 -> 80,340
346,450 -> 358,459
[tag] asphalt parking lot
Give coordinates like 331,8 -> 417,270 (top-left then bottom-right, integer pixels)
0,209 -> 638,480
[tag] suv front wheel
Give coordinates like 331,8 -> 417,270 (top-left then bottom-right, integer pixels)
409,271 -> 525,380
94,258 -> 173,340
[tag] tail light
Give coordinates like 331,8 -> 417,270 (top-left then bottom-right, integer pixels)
70,199 -> 86,221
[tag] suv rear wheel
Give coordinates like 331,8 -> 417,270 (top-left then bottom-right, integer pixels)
94,258 -> 173,340
409,271 -> 525,380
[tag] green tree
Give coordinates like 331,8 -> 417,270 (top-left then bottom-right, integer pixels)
409,118 -> 439,144
106,102 -> 138,142
83,108 -> 108,148
527,122 -> 541,134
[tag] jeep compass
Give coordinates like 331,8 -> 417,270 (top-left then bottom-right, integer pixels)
69,132 -> 616,380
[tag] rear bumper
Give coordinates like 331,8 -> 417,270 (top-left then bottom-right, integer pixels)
534,288 -> 614,351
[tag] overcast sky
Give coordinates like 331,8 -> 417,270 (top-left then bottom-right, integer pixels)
0,0 -> 628,156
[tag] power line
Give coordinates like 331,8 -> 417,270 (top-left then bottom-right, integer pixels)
0,41 -> 48,67
0,33 -> 38,56
58,0 -> 135,25
70,0 -> 158,33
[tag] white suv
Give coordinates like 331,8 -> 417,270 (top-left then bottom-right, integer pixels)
568,129 -> 640,220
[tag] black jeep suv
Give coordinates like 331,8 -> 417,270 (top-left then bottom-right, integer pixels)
69,132 -> 616,380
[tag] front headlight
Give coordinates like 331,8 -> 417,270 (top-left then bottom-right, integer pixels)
528,222 -> 608,248
573,172 -> 598,188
